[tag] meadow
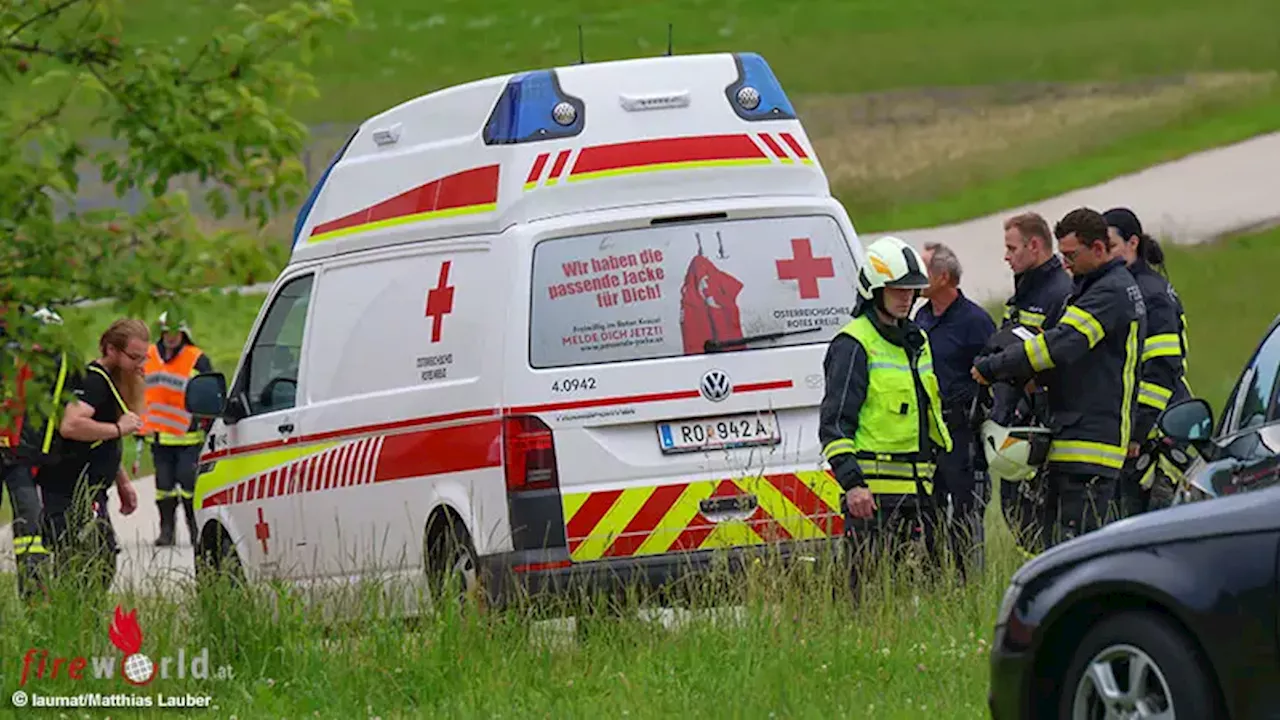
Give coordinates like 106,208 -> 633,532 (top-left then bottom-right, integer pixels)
1,230 -> 1277,718
38,0 -> 1280,239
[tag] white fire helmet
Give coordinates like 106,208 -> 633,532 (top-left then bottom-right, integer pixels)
980,419 -> 1054,483
32,307 -> 63,325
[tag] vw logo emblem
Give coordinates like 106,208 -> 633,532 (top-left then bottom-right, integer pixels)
699,369 -> 733,403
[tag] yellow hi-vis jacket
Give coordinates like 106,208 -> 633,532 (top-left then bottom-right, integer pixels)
820,313 -> 953,500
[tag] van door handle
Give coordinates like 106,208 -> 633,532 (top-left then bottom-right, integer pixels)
277,422 -> 294,434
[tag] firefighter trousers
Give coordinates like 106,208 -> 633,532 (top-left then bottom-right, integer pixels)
152,442 -> 200,545
38,474 -> 119,598
932,422 -> 988,583
844,490 -> 942,601
2,462 -> 49,600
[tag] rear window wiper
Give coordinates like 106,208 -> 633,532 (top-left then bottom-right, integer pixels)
704,326 -> 825,353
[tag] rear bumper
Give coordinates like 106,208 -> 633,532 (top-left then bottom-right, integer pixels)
479,537 -> 845,609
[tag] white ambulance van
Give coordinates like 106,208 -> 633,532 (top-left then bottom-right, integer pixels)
184,51 -> 870,608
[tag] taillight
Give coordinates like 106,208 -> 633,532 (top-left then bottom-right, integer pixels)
502,415 -> 559,492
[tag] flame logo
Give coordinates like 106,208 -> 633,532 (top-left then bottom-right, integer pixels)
108,605 -> 155,686
109,606 -> 143,655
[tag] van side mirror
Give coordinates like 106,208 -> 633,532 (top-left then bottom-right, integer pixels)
1158,398 -> 1215,444
185,373 -> 228,418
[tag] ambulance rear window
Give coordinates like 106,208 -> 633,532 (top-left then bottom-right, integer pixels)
529,215 -> 861,369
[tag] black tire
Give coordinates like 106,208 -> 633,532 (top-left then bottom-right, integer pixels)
195,525 -> 245,592
424,514 -> 482,612
1058,610 -> 1217,720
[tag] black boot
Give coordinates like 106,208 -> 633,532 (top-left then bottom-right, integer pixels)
182,497 -> 199,546
156,497 -> 177,547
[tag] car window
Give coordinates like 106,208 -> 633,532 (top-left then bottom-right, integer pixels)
240,274 -> 314,416
1220,321 -> 1280,435
527,215 -> 860,369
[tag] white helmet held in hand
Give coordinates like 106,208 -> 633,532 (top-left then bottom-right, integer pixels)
856,236 -> 930,301
981,419 -> 1053,483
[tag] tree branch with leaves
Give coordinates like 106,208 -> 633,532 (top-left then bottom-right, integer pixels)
1,0 -> 356,430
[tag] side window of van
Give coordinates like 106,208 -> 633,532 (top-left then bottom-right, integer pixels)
239,274 -> 314,416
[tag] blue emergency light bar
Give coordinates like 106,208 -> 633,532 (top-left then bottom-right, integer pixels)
483,69 -> 586,145
724,52 -> 796,121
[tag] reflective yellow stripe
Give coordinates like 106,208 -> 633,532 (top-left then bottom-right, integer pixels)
822,438 -> 857,461
1023,334 -> 1053,372
1121,321 -> 1138,448
1179,313 -> 1191,372
13,536 -> 48,556
867,361 -> 912,372
1020,310 -> 1046,329
1141,333 -> 1182,362
155,488 -> 180,500
865,479 -> 934,495
41,353 -> 70,454
1047,440 -> 1127,470
1137,381 -> 1174,410
194,441 -> 341,510
1060,305 -> 1104,348
855,459 -> 936,479
86,365 -> 129,414
156,430 -> 204,446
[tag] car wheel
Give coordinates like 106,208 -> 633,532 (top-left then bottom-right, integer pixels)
1059,610 -> 1216,720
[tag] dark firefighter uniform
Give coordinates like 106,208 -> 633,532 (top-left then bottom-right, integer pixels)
1001,253 -> 1073,332
819,310 -> 953,573
914,290 -> 997,581
2,346 -> 61,600
1121,257 -> 1194,514
974,256 -> 1145,549
35,359 -> 131,593
988,252 -> 1073,553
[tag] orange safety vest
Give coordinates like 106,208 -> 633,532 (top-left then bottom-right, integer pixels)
141,343 -> 205,445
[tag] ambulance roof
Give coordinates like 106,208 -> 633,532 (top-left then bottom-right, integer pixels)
289,52 -> 833,265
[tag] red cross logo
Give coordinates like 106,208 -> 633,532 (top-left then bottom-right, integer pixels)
776,238 -> 835,300
425,260 -> 455,343
255,507 -> 271,555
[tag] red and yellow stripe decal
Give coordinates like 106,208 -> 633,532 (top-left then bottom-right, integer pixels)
195,410 -> 501,510
562,470 -> 845,562
308,164 -> 501,244
522,132 -> 817,192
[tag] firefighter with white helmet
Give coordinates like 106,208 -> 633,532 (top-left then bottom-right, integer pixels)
819,236 -> 953,596
137,310 -> 213,547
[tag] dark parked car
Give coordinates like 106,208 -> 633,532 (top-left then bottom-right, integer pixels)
988,483 -> 1280,718
988,313 -> 1280,719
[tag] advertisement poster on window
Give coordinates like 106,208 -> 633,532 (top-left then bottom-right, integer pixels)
530,215 -> 860,368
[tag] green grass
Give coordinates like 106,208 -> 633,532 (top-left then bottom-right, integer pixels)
108,0 -> 1280,126
848,84 -> 1280,232
1,231 -> 1276,716
17,0 -> 1280,238
1164,230 -> 1280,410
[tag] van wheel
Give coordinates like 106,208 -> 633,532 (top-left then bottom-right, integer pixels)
195,523 -> 245,592
1058,611 -> 1217,719
424,512 -> 483,613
